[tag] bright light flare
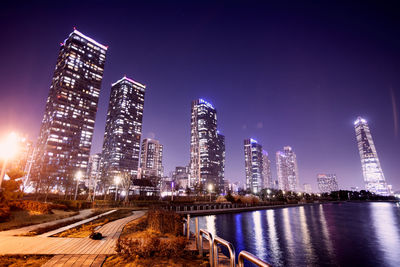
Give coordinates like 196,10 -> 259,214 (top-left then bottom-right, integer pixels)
114,176 -> 121,185
208,184 -> 213,192
0,132 -> 19,160
75,171 -> 83,181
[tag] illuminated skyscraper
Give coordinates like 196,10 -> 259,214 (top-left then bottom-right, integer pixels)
139,138 -> 163,179
262,151 -> 273,189
317,174 -> 339,193
276,146 -> 299,192
101,77 -> 145,186
244,139 -> 263,193
354,116 -> 388,195
31,29 -> 107,193
86,153 -> 102,192
189,99 -> 225,191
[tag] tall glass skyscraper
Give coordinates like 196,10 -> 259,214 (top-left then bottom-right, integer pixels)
244,139 -> 263,193
317,173 -> 339,193
354,116 -> 388,195
139,138 -> 164,179
101,77 -> 145,186
262,150 -> 273,189
189,99 -> 225,191
276,146 -> 299,192
31,29 -> 107,193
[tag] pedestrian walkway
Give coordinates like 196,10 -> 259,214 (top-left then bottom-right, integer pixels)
42,254 -> 106,267
0,209 -> 94,236
0,210 -> 146,255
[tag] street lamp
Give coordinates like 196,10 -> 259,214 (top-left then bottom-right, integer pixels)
114,176 -> 121,201
0,132 -> 19,189
208,184 -> 213,202
267,189 -> 271,201
74,171 -> 82,200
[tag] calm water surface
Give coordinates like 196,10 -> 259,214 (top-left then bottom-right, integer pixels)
195,202 -> 400,266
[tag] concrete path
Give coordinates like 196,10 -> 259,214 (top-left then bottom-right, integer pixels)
42,254 -> 106,267
0,209 -> 94,236
0,210 -> 145,255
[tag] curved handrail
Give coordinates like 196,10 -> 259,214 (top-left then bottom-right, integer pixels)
199,229 -> 214,267
238,251 -> 271,267
213,236 -> 235,267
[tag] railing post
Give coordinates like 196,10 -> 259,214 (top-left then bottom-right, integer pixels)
187,214 -> 190,239
213,236 -> 235,267
238,251 -> 271,267
199,229 -> 214,267
195,217 -> 199,249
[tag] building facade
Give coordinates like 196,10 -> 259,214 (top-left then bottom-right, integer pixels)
262,151 -> 273,189
171,166 -> 190,189
276,146 -> 299,192
317,174 -> 339,193
189,99 -> 225,191
86,153 -> 102,192
31,29 -> 107,193
139,138 -> 163,179
354,116 -> 388,195
303,183 -> 312,194
244,139 -> 263,193
101,76 -> 145,187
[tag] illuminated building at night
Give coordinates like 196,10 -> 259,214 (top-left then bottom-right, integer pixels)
303,183 -> 312,194
101,76 -> 145,186
262,150 -> 273,189
86,153 -> 102,193
189,99 -> 225,191
139,138 -> 163,179
31,29 -> 107,193
171,166 -> 190,189
276,146 -> 299,192
317,174 -> 339,193
244,139 -> 263,193
354,116 -> 388,195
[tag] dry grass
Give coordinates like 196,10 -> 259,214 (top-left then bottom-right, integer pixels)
53,209 -> 134,238
0,255 -> 52,267
103,254 -> 208,267
0,209 -> 77,231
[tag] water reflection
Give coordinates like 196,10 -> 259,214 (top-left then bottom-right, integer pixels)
370,203 -> 400,266
266,209 -> 282,265
197,202 -> 400,267
252,211 -> 266,259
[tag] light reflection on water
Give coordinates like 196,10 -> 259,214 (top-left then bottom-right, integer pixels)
196,202 -> 400,267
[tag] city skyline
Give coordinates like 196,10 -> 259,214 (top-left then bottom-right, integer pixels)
1,1 -> 399,191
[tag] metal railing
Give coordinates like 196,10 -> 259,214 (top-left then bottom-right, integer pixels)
213,235 -> 235,267
199,229 -> 214,267
238,251 -> 271,267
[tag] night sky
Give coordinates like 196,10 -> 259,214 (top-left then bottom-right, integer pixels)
1,0 -> 399,191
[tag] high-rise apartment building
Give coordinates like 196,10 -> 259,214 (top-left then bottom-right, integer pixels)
31,29 -> 107,193
101,76 -> 145,185
303,183 -> 312,194
244,139 -> 263,193
86,153 -> 102,192
172,166 -> 190,189
317,174 -> 339,193
189,99 -> 225,191
276,146 -> 299,192
139,138 -> 163,179
262,151 -> 273,189
354,116 -> 388,195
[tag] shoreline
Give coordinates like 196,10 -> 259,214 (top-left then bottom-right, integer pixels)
176,200 -> 398,216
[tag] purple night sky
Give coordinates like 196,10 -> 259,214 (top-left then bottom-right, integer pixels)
0,0 -> 399,191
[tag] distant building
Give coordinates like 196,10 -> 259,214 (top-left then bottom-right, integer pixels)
86,153 -> 102,192
171,166 -> 189,189
303,183 -> 312,194
262,151 -> 273,189
276,146 -> 299,192
354,116 -> 389,195
244,139 -> 263,193
189,99 -> 225,191
350,186 -> 359,191
31,29 -> 107,193
139,138 -> 163,179
101,76 -> 146,186
317,174 -> 339,193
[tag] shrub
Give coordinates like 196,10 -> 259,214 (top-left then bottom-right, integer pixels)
147,209 -> 183,235
9,201 -> 53,214
0,203 -> 11,222
215,196 -> 228,203
53,200 -> 92,210
117,235 -> 187,258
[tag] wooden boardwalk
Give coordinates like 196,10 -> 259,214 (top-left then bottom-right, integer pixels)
0,211 -> 145,256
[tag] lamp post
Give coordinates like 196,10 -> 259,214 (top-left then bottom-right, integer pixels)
208,184 -> 213,202
0,132 -> 19,189
114,176 -> 121,201
267,189 -> 271,202
74,171 -> 82,200
171,181 -> 175,201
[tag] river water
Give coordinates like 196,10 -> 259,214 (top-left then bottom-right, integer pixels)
196,202 -> 400,266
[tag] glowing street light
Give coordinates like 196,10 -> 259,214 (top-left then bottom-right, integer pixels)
74,171 -> 83,200
0,132 -> 20,189
114,176 -> 121,201
208,184 -> 213,202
